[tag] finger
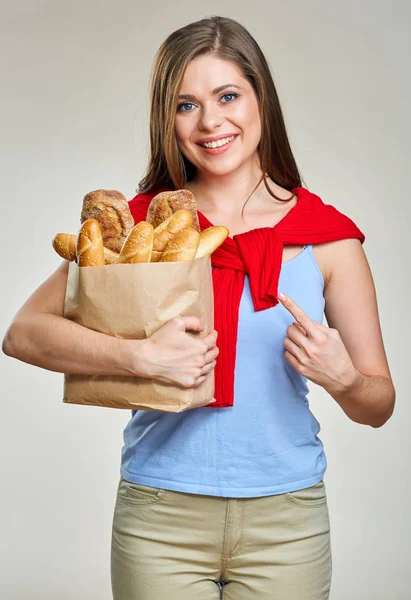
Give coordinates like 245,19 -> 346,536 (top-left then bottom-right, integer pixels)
193,374 -> 208,388
283,337 -> 307,363
203,332 -> 219,351
284,350 -> 304,373
286,324 -> 309,348
178,316 -> 205,332
200,360 -> 217,377
204,347 -> 219,364
279,293 -> 317,337
293,321 -> 307,336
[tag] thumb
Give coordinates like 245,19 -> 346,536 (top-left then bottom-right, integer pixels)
178,316 -> 205,333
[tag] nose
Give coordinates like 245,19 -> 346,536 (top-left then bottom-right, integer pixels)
197,102 -> 224,132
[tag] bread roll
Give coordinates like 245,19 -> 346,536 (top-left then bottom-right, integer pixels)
151,209 -> 193,262
81,189 -> 134,253
53,233 -> 76,261
146,190 -> 200,232
52,233 -> 119,264
195,226 -> 230,258
159,227 -> 200,262
117,221 -> 154,263
103,247 -> 120,264
76,219 -> 105,267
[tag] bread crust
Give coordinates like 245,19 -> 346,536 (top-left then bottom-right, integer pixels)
117,222 -> 154,263
195,226 -> 230,258
81,189 -> 134,253
53,233 -> 77,261
152,209 -> 193,262
103,247 -> 120,264
76,219 -> 105,267
159,227 -> 200,262
146,190 -> 200,232
52,232 -> 119,264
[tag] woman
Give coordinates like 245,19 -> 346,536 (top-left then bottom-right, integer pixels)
2,15 -> 395,600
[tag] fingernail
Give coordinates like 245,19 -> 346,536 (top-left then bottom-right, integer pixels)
279,292 -> 287,301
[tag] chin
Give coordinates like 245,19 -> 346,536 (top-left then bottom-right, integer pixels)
202,166 -> 241,178
193,156 -> 251,178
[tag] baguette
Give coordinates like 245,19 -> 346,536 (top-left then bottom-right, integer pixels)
52,233 -> 77,261
103,247 -> 121,265
76,219 -> 105,267
159,227 -> 200,262
146,190 -> 200,232
195,226 -> 229,258
117,221 -> 154,263
80,189 -> 134,253
52,233 -> 119,264
151,209 -> 193,262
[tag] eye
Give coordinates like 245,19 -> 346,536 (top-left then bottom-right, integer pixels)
177,102 -> 196,113
220,93 -> 239,103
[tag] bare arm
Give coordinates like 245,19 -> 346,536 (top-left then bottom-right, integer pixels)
280,239 -> 395,427
323,238 -> 395,427
2,261 -> 148,376
2,260 -> 218,388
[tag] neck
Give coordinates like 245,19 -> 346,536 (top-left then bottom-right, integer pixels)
187,156 -> 265,214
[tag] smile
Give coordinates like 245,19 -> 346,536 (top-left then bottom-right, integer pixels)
200,135 -> 237,149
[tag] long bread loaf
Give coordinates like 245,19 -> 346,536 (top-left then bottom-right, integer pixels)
159,227 -> 200,262
152,209 -> 193,262
52,232 -> 119,264
117,221 -> 154,263
76,219 -> 105,267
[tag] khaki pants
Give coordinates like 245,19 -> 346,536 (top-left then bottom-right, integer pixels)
111,477 -> 332,599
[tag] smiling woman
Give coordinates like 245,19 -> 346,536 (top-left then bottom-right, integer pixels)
0,9 -> 398,600
107,14 -> 396,600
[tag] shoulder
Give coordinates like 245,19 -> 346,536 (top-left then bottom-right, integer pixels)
297,187 -> 365,236
297,188 -> 366,286
312,238 -> 368,288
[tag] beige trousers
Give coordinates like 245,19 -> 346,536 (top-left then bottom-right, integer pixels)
111,477 -> 332,599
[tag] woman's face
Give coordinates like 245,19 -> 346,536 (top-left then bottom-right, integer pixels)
174,55 -> 261,178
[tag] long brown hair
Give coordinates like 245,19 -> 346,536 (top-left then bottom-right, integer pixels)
138,16 -> 304,211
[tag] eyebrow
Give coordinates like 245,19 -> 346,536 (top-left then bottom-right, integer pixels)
178,84 -> 242,100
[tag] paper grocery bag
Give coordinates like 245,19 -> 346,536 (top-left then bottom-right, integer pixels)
63,255 -> 216,411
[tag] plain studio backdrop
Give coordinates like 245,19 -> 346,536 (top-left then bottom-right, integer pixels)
1,1 -> 410,599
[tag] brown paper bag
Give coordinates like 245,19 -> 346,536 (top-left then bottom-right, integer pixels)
63,254 -> 216,411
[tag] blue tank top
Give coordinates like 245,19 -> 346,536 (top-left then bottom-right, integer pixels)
120,244 -> 326,497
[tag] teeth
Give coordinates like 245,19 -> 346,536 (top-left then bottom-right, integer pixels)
202,135 -> 236,149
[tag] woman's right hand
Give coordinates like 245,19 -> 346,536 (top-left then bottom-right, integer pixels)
139,317 -> 219,389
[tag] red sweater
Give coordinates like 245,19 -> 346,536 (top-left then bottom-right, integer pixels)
128,186 -> 365,408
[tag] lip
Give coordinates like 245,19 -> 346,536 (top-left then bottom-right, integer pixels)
196,134 -> 238,156
195,133 -> 238,145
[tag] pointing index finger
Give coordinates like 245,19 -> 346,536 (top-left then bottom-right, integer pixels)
278,292 -> 316,336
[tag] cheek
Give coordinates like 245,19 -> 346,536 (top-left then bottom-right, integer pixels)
230,102 -> 261,141
174,116 -> 196,149
174,119 -> 187,146
174,120 -> 199,164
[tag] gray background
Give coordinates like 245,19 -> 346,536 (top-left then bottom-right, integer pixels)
1,1 -> 410,599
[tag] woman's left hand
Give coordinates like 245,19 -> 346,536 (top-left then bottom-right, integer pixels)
278,292 -> 360,394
